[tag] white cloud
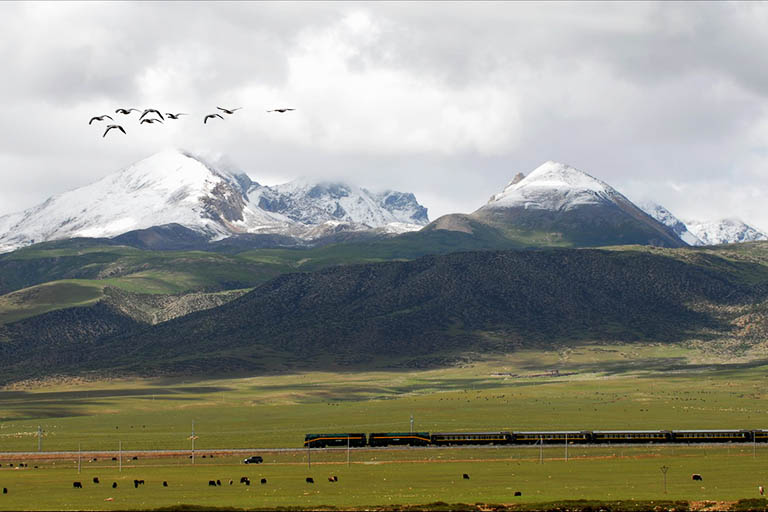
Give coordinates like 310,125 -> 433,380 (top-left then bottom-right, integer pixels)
1,1 -> 768,228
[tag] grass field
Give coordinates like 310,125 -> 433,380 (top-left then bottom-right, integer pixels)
1,346 -> 768,509
0,447 -> 766,510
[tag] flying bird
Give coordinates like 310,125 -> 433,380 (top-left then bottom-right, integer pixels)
216,106 -> 242,115
267,108 -> 295,113
140,118 -> 163,124
89,115 -> 113,124
165,113 -> 188,120
139,109 -> 164,121
204,113 -> 224,124
115,108 -> 140,115
102,125 -> 126,137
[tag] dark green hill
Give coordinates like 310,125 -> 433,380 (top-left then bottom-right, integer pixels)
4,246 -> 765,380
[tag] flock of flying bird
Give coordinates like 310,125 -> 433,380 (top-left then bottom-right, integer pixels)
90,106 -> 295,137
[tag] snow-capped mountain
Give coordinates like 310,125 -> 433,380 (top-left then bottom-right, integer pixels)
638,201 -> 767,246
0,150 -> 429,253
471,161 -> 686,248
248,179 -> 427,229
484,161 -> 631,212
426,161 -> 685,248
684,218 -> 767,246
638,201 -> 702,246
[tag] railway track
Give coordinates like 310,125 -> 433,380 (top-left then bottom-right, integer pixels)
0,442 -> 761,461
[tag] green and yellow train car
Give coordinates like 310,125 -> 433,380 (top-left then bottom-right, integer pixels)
368,432 -> 431,447
304,433 -> 367,448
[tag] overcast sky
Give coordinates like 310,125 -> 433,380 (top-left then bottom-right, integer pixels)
1,1 -> 768,228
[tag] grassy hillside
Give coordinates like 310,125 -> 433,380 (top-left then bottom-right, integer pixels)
2,245 -> 767,381
0,280 -> 105,324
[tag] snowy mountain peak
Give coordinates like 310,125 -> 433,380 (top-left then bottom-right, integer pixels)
0,150 -> 428,253
638,201 -> 702,246
684,218 -> 768,246
485,161 -> 623,211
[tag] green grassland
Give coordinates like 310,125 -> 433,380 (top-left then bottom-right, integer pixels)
0,448 -> 766,511
1,347 -> 768,509
1,345 -> 767,452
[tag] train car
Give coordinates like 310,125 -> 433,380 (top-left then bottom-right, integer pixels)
671,429 -> 752,443
368,432 -> 431,447
513,431 -> 592,444
304,433 -> 366,448
430,431 -> 512,445
591,430 -> 671,444
752,430 -> 768,443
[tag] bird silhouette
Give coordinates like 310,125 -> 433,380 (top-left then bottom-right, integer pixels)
139,109 -> 164,121
204,114 -> 224,124
267,108 -> 295,113
103,125 -> 126,137
115,108 -> 140,115
217,107 -> 242,115
89,115 -> 114,125
140,118 -> 163,124
165,113 -> 188,120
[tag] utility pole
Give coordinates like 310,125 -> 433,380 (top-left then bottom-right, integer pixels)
754,435 -> 757,458
410,414 -> 414,433
660,465 -> 669,494
347,436 -> 350,467
539,436 -> 543,464
565,433 -> 568,462
37,425 -> 42,452
119,441 -> 122,472
78,443 -> 81,474
189,421 -> 198,465
307,442 -> 311,469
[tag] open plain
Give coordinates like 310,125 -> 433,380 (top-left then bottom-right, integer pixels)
1,347 -> 768,510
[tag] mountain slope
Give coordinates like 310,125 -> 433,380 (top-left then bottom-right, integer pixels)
0,150 -> 429,253
429,162 -> 686,248
638,201 -> 702,246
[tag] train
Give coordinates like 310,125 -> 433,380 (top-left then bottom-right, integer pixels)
304,429 -> 768,447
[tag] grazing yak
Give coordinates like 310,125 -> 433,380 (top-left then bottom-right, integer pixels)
112,482 -> 118,488
514,491 -> 522,496
163,481 -> 168,487
328,476 -> 338,482
73,482 -> 83,489
260,478 -> 267,484
692,474 -> 703,481
462,474 -> 470,480
306,477 -> 315,484
208,480 -> 216,487
93,477 -> 100,484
